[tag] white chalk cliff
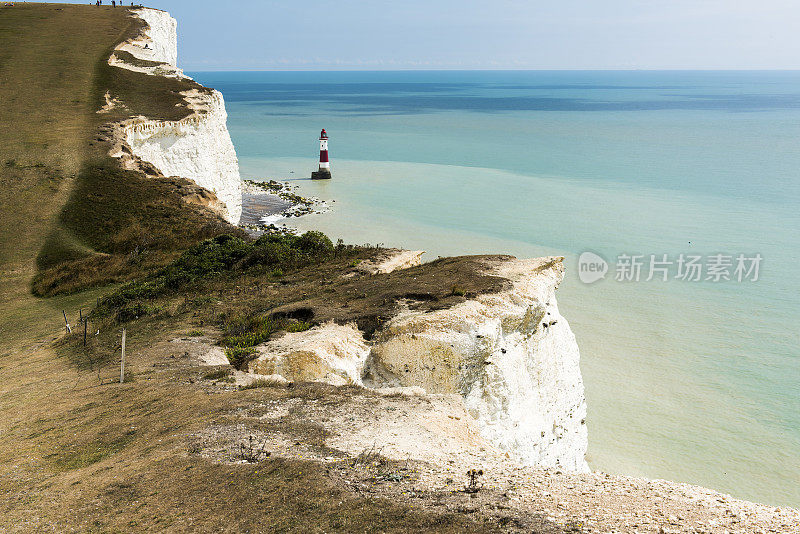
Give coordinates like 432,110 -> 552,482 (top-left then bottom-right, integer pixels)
245,254 -> 589,472
364,257 -> 588,472
109,9 -> 242,224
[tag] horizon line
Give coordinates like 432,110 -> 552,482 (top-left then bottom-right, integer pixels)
183,67 -> 800,73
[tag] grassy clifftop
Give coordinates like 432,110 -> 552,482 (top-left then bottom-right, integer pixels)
0,3 -> 236,345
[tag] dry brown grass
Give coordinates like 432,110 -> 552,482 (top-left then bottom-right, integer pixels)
0,3 -> 130,349
0,309 -> 519,532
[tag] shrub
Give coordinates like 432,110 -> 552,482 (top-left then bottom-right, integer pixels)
220,314 -> 276,348
225,347 -> 256,370
96,230 -> 343,322
295,231 -> 334,255
165,234 -> 252,289
241,241 -> 296,269
116,302 -> 161,322
285,320 -> 312,333
243,231 -> 333,269
220,310 -> 317,347
103,278 -> 165,309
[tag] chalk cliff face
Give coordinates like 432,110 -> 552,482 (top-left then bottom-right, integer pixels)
109,9 -> 242,224
364,257 -> 588,472
121,89 -> 242,224
245,254 -> 589,472
121,9 -> 178,66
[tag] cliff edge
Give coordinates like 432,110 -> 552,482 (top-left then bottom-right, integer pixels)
108,8 -> 242,225
364,257 -> 587,472
236,252 -> 588,472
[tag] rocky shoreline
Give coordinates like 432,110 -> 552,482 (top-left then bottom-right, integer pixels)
239,179 -> 327,234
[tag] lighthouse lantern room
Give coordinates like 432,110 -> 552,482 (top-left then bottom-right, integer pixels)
311,129 -> 332,179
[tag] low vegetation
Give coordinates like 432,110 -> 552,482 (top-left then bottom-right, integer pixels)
31,160 -> 237,297
225,346 -> 257,369
234,435 -> 272,463
202,368 -> 232,381
239,378 -> 281,390
95,230 -> 338,319
52,431 -> 137,472
83,230 -> 350,368
15,5 -> 237,299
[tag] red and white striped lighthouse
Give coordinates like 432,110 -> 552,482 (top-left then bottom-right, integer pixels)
311,129 -> 332,179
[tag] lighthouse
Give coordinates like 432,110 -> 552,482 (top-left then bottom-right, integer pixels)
311,129 -> 332,179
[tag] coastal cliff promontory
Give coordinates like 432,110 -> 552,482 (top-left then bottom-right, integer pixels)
108,9 -> 242,225
364,257 -> 588,472
241,253 -> 588,471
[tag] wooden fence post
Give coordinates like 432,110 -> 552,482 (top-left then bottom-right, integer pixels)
63,311 -> 71,334
120,328 -> 126,384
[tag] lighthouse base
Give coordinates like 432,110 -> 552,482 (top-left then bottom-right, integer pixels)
311,169 -> 332,180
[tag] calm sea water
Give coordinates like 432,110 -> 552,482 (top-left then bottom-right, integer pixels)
190,70 -> 800,507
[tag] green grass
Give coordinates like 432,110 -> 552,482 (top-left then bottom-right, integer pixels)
0,3 -> 137,346
225,347 -> 257,369
95,42 -> 211,122
0,3 -> 238,346
32,159 -> 238,297
5,3 -> 237,299
94,231 -> 336,322
86,231 -> 339,366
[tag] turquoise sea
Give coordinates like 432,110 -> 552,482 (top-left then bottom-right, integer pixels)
191,70 -> 800,507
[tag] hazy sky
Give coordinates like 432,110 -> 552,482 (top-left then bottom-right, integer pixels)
55,1 -> 800,69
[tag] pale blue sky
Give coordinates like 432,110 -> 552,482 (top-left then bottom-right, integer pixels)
59,1 -> 800,69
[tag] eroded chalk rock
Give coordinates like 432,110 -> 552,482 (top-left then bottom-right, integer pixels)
363,257 -> 588,472
242,255 -> 588,472
248,322 -> 369,386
